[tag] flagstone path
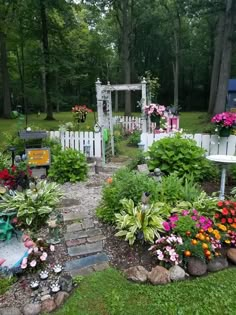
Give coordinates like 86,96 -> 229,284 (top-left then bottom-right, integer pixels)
59,163 -> 123,276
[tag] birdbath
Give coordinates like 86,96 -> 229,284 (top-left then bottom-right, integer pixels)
206,155 -> 236,200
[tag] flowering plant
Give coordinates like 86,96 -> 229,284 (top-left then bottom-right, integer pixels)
211,112 -> 236,129
144,103 -> 165,117
0,164 -> 32,190
21,238 -> 55,272
149,234 -> 183,266
72,105 -> 92,122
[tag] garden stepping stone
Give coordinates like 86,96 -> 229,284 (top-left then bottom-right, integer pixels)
65,252 -> 109,271
68,241 -> 103,256
63,211 -> 91,222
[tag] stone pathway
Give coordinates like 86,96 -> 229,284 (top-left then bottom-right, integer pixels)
60,163 -> 124,276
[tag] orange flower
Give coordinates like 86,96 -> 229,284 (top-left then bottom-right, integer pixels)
208,227 -> 213,233
231,223 -> 236,229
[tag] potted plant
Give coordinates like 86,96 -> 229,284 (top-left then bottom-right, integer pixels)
144,104 -> 165,128
71,105 -> 92,123
211,112 -> 236,137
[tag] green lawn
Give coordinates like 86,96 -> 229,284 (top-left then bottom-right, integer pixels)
53,267 -> 236,315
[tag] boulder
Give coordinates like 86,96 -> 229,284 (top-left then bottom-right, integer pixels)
187,257 -> 207,276
54,291 -> 69,307
207,257 -> 228,272
0,307 -> 22,315
148,266 -> 170,285
22,303 -> 41,315
124,266 -> 148,283
41,298 -> 57,313
227,248 -> 236,264
169,265 -> 186,281
59,274 -> 73,293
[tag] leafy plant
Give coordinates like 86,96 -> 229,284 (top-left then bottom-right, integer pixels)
0,162 -> 32,190
115,198 -> 165,245
146,134 -> 214,181
48,148 -> 88,183
42,137 -> 63,162
127,130 -> 141,147
96,168 -> 159,223
0,276 -> 16,295
0,180 -> 62,229
0,152 -> 11,171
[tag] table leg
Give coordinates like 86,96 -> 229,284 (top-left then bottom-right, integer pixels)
219,166 -> 226,200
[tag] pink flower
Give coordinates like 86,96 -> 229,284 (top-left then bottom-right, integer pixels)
181,210 -> 189,216
33,247 -> 38,253
21,263 -> 27,269
24,240 -> 35,248
163,221 -> 171,231
30,260 -> 37,267
40,252 -> 47,261
50,245 -> 55,252
28,248 -> 33,254
22,257 -> 28,265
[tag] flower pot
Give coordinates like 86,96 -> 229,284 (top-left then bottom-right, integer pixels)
219,128 -> 231,137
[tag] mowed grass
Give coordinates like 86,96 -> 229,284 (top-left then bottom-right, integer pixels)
53,267 -> 236,315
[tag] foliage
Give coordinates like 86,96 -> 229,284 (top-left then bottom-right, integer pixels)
53,268 -> 236,315
96,168 -> 159,223
42,137 -> 63,162
0,152 -> 11,171
127,130 -> 141,147
0,163 -> 32,190
149,234 -> 183,267
146,134 -> 214,181
0,180 -> 62,229
0,276 -> 16,296
126,150 -> 146,171
115,199 -> 165,245
48,148 -> 88,184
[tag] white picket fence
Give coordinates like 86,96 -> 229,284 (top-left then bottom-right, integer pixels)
140,133 -> 236,156
49,131 -> 102,158
113,116 -> 142,131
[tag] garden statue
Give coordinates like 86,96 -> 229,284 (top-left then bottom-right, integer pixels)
153,168 -> 162,182
47,213 -> 61,244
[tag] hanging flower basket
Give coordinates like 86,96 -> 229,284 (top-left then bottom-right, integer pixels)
72,105 -> 92,124
150,114 -> 161,129
219,127 -> 231,137
211,112 -> 236,137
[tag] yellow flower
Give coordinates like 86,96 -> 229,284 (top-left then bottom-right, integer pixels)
225,240 -> 231,244
208,227 -> 213,233
218,224 -> 227,232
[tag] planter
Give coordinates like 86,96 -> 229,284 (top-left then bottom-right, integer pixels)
219,128 -> 231,137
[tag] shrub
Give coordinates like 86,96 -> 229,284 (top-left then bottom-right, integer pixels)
146,134 -> 214,181
48,148 -> 88,183
126,150 -> 146,171
96,168 -> 159,223
42,137 -> 62,162
127,130 -> 141,147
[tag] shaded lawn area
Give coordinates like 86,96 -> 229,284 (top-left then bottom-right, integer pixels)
53,267 -> 236,315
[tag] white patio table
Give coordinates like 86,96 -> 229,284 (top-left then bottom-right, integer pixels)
206,155 -> 236,200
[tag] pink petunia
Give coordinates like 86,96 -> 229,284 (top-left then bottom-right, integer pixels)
30,260 -> 37,267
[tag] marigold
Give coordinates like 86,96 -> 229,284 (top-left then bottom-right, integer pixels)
231,223 -> 236,229
208,227 -> 213,233
217,224 -> 227,231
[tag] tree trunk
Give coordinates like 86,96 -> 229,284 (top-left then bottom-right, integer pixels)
173,28 -> 179,107
214,0 -> 235,114
208,13 -> 225,114
40,0 -> 54,120
115,90 -> 119,112
0,31 -> 11,118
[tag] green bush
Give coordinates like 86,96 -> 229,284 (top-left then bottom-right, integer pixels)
96,168 -> 159,223
126,150 -> 146,171
146,134 -> 214,181
48,148 -> 88,184
42,137 -> 62,162
127,130 -> 141,147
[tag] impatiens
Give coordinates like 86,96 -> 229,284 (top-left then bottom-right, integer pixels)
211,112 -> 236,128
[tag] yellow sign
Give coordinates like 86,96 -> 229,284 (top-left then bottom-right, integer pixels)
26,148 -> 50,166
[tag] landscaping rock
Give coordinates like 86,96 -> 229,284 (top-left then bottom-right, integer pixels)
41,295 -> 52,302
227,248 -> 236,264
169,265 -> 186,281
54,291 -> 69,307
59,274 -> 73,293
22,303 -> 41,315
148,266 -> 170,285
187,257 -> 207,276
207,257 -> 228,272
124,266 -> 148,283
41,298 -> 56,313
0,307 -> 22,315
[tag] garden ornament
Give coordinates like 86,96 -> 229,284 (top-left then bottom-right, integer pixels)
47,214 -> 61,244
0,213 -> 16,241
141,192 -> 151,211
153,168 -> 162,182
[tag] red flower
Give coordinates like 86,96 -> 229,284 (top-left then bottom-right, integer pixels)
221,218 -> 226,224
215,213 -> 220,219
234,218 -> 236,223
224,201 -> 230,206
230,209 -> 235,216
218,201 -> 224,207
222,208 -> 229,216
228,218 -> 233,224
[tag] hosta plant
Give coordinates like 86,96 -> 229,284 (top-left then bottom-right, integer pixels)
115,198 -> 166,245
0,180 -> 62,229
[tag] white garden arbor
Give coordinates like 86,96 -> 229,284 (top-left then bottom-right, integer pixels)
95,78 -> 148,157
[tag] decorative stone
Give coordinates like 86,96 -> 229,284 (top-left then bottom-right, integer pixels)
169,265 -> 186,281
59,274 -> 73,293
22,303 -> 41,315
68,241 -> 103,257
207,257 -> 228,272
148,266 -> 170,285
0,307 -> 22,315
65,253 -> 109,272
227,248 -> 236,264
187,257 -> 207,276
54,291 -> 69,307
41,298 -> 57,313
124,266 -> 148,283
